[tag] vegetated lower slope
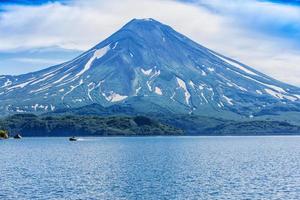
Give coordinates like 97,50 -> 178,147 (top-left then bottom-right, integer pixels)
44,103 -> 300,135
1,112 -> 299,136
0,114 -> 182,137
162,115 -> 300,135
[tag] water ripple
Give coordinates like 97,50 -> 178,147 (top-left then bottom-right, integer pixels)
1,136 -> 300,199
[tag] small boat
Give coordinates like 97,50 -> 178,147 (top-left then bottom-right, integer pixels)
13,134 -> 22,139
69,136 -> 78,141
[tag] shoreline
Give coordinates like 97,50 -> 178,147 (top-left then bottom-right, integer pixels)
3,134 -> 300,139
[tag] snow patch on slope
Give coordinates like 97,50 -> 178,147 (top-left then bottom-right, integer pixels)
207,67 -> 214,72
155,87 -> 163,95
135,86 -> 142,96
176,77 -> 191,105
264,89 -> 297,101
104,92 -> 128,102
30,73 -> 55,85
1,79 -> 12,88
146,68 -> 160,92
112,42 -> 118,49
256,90 -> 263,95
87,82 -> 96,101
61,79 -> 84,101
210,51 -> 257,76
189,81 -> 195,89
227,67 -> 298,101
141,68 -> 153,76
8,79 -> 34,90
75,45 -> 110,78
222,95 -> 234,105
202,93 -> 209,103
53,74 -> 70,84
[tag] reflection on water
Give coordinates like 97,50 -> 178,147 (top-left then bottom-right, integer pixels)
1,136 -> 300,199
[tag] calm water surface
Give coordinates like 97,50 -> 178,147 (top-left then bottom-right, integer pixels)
1,136 -> 300,199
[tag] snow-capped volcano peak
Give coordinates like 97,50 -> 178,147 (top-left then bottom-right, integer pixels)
0,18 -> 300,117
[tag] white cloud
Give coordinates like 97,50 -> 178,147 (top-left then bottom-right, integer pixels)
0,0 -> 300,85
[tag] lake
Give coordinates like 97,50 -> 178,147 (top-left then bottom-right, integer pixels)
1,136 -> 300,199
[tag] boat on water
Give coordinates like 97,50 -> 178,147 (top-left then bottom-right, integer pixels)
13,134 -> 22,139
69,136 -> 78,141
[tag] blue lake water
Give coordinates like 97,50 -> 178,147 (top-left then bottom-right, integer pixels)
1,136 -> 300,199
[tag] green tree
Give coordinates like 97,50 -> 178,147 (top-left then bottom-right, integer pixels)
0,130 -> 8,139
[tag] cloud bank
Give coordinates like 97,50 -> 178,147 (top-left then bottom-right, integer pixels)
0,0 -> 300,85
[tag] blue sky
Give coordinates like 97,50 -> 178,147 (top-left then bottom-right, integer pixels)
0,0 -> 300,85
264,0 -> 300,5
0,0 -> 66,5
4,0 -> 299,6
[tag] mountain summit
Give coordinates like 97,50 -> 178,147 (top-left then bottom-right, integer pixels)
0,18 -> 300,118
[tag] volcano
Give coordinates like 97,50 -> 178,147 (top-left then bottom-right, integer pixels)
0,18 -> 300,119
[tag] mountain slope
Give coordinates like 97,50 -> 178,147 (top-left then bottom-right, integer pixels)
0,18 -> 300,118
